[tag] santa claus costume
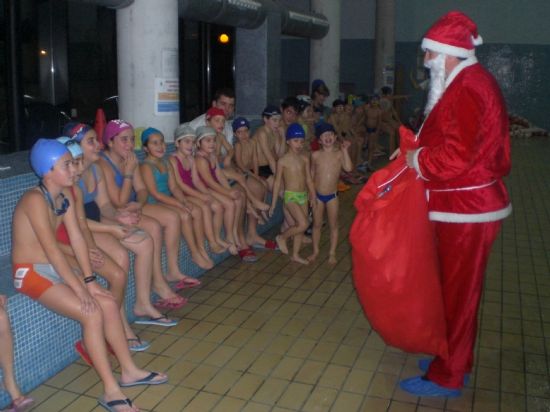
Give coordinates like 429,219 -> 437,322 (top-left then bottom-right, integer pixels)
399,11 -> 512,397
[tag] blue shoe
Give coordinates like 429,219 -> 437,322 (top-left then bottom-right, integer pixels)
418,358 -> 470,385
399,376 -> 461,398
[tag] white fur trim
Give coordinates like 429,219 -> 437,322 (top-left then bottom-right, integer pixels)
429,180 -> 496,192
429,204 -> 512,223
421,38 -> 475,58
472,35 -> 483,46
412,148 -> 428,180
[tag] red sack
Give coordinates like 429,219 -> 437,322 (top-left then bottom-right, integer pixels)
349,127 -> 448,358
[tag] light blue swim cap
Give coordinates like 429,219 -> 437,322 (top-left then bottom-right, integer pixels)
30,138 -> 70,178
286,123 -> 306,140
141,127 -> 163,147
56,136 -> 83,159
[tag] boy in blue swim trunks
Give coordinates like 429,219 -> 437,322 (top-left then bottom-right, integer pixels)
307,122 -> 352,264
269,123 -> 315,265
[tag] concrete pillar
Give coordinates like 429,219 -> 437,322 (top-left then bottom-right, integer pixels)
374,0 -> 395,93
117,0 -> 179,141
310,0 -> 340,99
235,11 -> 281,117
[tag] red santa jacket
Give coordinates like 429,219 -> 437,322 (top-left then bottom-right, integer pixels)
412,58 -> 512,223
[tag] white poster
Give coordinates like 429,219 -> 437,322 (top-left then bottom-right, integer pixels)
155,78 -> 179,116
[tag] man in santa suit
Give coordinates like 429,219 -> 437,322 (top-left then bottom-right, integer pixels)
398,11 -> 512,397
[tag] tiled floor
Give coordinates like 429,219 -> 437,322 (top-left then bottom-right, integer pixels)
24,139 -> 550,411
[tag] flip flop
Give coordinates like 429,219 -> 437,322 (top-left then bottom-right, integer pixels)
134,315 -> 178,327
237,247 -> 258,263
98,397 -> 134,412
6,396 -> 34,412
172,277 -> 201,291
75,340 -> 117,367
153,295 -> 188,310
119,371 -> 168,388
252,240 -> 279,250
128,336 -> 151,352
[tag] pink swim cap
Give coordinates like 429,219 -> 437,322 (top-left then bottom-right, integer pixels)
103,119 -> 133,146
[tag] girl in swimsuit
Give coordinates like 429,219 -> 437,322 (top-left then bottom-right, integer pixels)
98,120 -> 195,313
139,127 -> 215,269
194,126 -> 256,261
57,130 -> 166,351
169,124 -> 231,254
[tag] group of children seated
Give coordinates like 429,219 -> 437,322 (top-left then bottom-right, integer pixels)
3,87 -> 386,411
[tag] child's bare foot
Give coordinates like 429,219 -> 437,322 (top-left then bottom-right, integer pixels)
209,242 -> 227,254
133,304 -> 165,321
192,253 -> 214,270
302,236 -> 312,244
328,253 -> 337,264
199,249 -> 215,265
275,235 -> 288,254
291,254 -> 309,265
227,243 -> 239,255
307,252 -> 318,263
164,271 -> 189,283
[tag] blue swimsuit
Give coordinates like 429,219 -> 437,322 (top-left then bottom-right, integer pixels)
143,159 -> 172,204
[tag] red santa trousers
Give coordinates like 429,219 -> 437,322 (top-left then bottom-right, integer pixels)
426,220 -> 502,388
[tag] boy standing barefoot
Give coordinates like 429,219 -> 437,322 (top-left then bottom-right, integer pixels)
308,122 -> 353,264
269,124 -> 316,265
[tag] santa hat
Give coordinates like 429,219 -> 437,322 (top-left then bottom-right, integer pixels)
421,11 -> 483,58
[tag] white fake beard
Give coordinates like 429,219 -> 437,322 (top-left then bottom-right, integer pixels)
424,53 -> 447,116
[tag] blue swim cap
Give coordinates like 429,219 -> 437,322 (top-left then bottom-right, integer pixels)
286,123 -> 306,140
232,117 -> 250,132
141,127 -> 163,147
30,138 -> 70,178
56,136 -> 83,159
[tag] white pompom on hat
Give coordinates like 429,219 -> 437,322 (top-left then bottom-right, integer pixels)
421,11 -> 483,58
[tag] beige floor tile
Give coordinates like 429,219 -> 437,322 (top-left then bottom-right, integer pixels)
204,369 -> 243,395
181,364 -> 219,390
227,373 -> 264,400
35,390 -> 79,411
472,389 -> 499,412
294,360 -> 327,385
301,386 -> 339,412
153,387 -> 196,412
332,392 -> 370,412
181,391 -> 221,412
318,364 -> 350,390
211,396 -> 247,412
61,395 -> 98,412
251,377 -> 289,404
276,381 -> 313,410
360,396 -> 391,412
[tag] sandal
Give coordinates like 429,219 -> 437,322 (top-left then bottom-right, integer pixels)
238,247 -> 258,263
128,336 -> 151,352
153,295 -> 188,310
172,277 -> 201,291
6,396 -> 34,412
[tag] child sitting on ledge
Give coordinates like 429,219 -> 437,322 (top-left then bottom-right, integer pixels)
12,138 -> 168,412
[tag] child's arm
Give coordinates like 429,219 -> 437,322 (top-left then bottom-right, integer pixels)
196,156 -> 235,197
219,134 -> 234,168
340,141 -> 353,172
99,153 -> 138,208
234,142 -> 247,173
251,141 -> 260,177
304,156 -> 316,206
129,164 -> 151,208
310,151 -> 318,181
269,158 -> 284,216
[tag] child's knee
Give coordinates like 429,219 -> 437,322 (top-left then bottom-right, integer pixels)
191,207 -> 202,220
